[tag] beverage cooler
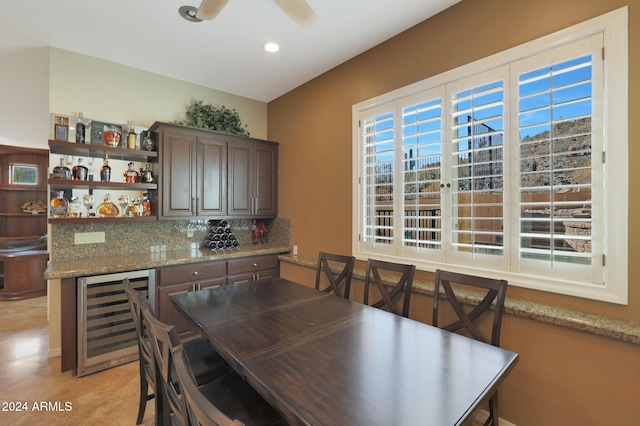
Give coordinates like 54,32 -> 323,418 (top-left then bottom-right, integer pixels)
77,269 -> 155,377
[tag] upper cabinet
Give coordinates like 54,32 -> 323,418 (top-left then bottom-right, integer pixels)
150,122 -> 278,219
228,139 -> 278,218
153,124 -> 226,219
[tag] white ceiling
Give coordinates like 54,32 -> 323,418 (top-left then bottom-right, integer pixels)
0,0 -> 460,103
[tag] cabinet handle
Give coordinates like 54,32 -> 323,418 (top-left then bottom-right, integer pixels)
253,263 -> 258,267
192,197 -> 196,215
193,271 -> 199,276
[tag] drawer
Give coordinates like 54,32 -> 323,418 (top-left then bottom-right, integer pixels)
159,261 -> 226,286
227,255 -> 279,275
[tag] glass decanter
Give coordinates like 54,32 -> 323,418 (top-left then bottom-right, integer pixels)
96,194 -> 120,217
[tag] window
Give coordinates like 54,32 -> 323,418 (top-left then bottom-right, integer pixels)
352,8 -> 627,304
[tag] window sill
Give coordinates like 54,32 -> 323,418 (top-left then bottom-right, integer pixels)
278,254 -> 640,346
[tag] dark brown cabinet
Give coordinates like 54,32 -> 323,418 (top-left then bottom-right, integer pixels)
156,254 -> 280,336
228,139 -> 278,218
151,122 -> 277,219
153,124 -> 227,219
227,254 -> 279,285
156,261 -> 227,337
0,145 -> 48,300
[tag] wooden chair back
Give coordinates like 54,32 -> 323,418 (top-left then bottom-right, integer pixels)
314,251 -> 356,299
432,269 -> 508,347
141,301 -> 188,426
122,278 -> 155,424
363,259 -> 415,317
432,270 -> 508,426
172,345 -> 244,426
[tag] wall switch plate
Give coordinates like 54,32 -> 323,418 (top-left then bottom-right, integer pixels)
293,245 -> 298,256
74,231 -> 105,245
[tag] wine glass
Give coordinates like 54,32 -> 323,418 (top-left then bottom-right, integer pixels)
82,194 -> 94,217
117,195 -> 129,217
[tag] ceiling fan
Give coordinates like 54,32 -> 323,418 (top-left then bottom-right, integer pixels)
195,0 -> 317,28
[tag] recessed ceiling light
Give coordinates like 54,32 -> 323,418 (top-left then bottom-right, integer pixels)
263,42 -> 280,53
179,5 -> 202,22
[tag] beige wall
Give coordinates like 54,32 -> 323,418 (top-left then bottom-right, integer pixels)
269,0 -> 640,424
0,45 -> 49,149
49,48 -> 268,139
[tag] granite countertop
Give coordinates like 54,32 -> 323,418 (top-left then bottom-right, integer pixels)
278,254 -> 640,347
45,243 -> 291,280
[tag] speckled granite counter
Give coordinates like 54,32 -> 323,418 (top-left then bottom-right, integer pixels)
279,254 -> 640,346
45,243 -> 291,279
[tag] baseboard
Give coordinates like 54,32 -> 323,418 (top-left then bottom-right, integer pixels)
475,410 -> 517,426
48,347 -> 61,358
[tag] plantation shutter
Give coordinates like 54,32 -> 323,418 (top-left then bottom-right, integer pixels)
359,106 -> 397,252
400,89 -> 445,259
447,66 -> 509,268
512,36 -> 604,284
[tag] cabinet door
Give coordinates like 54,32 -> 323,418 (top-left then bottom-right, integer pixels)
157,282 -> 195,337
160,131 -> 196,217
227,140 -> 253,217
254,143 -> 278,217
228,140 -> 278,218
196,137 -> 227,216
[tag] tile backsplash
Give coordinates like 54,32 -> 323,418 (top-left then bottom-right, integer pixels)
50,218 -> 290,260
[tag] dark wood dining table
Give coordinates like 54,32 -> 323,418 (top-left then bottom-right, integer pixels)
170,277 -> 519,426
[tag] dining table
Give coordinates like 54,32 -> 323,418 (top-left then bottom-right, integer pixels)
170,277 -> 519,426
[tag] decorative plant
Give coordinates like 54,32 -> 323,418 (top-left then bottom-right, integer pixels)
173,100 -> 250,136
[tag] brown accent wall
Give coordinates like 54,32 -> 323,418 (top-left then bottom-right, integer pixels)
270,0 -> 640,424
268,0 -> 638,320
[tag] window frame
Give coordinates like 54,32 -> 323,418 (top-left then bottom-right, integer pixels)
352,7 -> 628,304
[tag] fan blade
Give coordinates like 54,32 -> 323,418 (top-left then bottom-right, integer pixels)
196,0 -> 229,20
275,0 -> 317,28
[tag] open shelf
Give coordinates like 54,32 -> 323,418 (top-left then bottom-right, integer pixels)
49,139 -> 157,162
48,179 -> 157,191
48,215 -> 158,224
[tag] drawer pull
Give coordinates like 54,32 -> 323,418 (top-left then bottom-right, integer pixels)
253,263 -> 258,267
193,271 -> 199,276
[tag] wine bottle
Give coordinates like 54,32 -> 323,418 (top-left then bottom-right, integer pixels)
100,153 -> 111,182
76,112 -> 85,143
52,158 -> 71,180
72,158 -> 88,181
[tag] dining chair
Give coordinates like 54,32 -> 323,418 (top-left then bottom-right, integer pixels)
314,251 -> 356,299
142,302 -> 284,426
432,269 -> 508,426
172,345 -> 285,426
363,259 -> 415,317
123,279 -> 229,425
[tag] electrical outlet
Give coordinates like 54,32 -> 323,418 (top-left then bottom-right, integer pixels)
187,228 -> 194,238
293,245 -> 298,256
74,232 -> 105,245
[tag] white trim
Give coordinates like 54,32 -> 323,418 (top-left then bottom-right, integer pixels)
353,7 -> 628,304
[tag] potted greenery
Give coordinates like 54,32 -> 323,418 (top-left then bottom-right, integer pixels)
174,100 -> 250,136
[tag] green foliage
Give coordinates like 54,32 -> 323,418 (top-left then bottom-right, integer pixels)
173,100 -> 250,136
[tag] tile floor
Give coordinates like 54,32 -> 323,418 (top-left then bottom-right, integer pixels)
0,296 -> 154,426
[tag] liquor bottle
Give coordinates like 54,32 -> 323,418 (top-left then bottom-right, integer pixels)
126,198 -> 143,217
50,191 -> 68,218
76,112 -> 86,143
141,164 -> 154,183
141,192 -> 152,216
100,153 -> 111,182
127,121 -> 137,149
124,162 -> 140,183
52,158 -> 71,180
72,158 -> 88,181
96,194 -> 120,217
67,197 -> 83,218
